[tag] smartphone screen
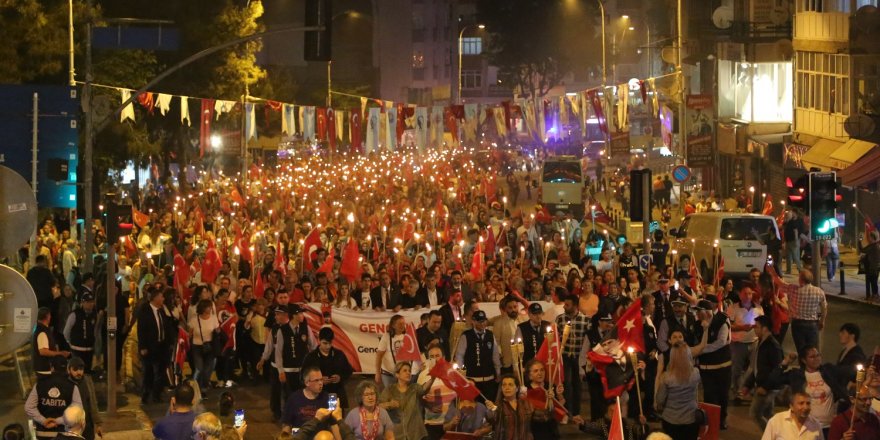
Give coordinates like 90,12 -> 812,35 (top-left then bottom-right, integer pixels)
234,409 -> 245,428
327,393 -> 338,411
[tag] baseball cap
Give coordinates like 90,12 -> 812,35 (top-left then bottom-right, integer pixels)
472,310 -> 488,322
528,303 -> 544,314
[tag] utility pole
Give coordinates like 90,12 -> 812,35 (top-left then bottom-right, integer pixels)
83,0 -> 95,272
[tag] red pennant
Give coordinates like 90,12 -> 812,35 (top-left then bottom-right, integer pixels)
327,108 -> 337,152
586,89 -> 607,134
350,108 -> 362,154
137,92 -> 155,115
316,107 -> 328,141
199,99 -> 215,158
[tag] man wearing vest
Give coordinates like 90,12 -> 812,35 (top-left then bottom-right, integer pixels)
272,304 -> 317,420
454,310 -> 501,402
656,298 -> 699,360
514,303 -> 550,365
66,356 -> 102,440
695,297 -> 732,430
650,276 -> 681,326
63,293 -> 98,374
24,356 -> 83,440
33,307 -> 70,377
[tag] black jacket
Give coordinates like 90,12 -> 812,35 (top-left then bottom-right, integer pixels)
136,303 -> 172,354
782,363 -> 850,412
743,336 -> 784,390
369,285 -> 400,310
837,344 -> 868,386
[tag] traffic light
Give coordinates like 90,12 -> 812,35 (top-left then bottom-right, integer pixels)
106,201 -> 133,243
629,169 -> 652,222
786,174 -> 809,210
304,0 -> 332,62
808,172 -> 838,240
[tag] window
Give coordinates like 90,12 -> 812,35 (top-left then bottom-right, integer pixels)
461,70 -> 482,89
718,60 -> 793,122
412,51 -> 425,68
461,37 -> 482,55
542,161 -> 582,183
795,51 -> 850,115
798,0 -> 878,13
719,218 -> 776,241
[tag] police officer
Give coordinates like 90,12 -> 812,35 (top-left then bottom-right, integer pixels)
63,293 -> 98,374
33,308 -> 70,377
275,303 -> 317,392
514,303 -> 550,364
656,298 -> 700,361
695,297 -> 732,430
301,327 -> 353,408
454,310 -> 501,402
24,356 -> 82,440
257,304 -> 292,422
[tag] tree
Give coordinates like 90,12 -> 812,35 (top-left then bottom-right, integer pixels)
476,0 -> 603,98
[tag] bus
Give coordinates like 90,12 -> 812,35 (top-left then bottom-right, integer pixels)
541,156 -> 585,218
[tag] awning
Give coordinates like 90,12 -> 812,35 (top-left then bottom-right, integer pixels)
830,138 -> 877,164
800,139 -> 850,171
838,145 -> 880,187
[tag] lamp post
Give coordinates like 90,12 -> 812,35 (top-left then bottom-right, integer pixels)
458,23 -> 485,104
596,0 -> 607,87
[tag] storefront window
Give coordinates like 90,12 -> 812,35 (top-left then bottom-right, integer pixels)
719,60 -> 793,122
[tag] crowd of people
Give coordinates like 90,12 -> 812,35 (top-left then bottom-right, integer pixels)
14,147 -> 880,440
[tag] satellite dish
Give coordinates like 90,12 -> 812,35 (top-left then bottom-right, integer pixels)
0,165 -> 38,256
712,6 -> 734,30
0,264 -> 38,356
844,114 -> 877,138
661,46 -> 679,64
854,6 -> 880,34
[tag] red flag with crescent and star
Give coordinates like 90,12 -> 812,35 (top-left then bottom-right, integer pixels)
617,299 -> 645,353
428,358 -> 480,401
397,323 -> 422,362
535,325 -> 563,384
303,228 -> 323,269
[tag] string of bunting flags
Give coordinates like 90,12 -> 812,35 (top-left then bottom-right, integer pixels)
81,71 -> 682,155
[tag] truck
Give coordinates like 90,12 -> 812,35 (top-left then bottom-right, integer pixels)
541,156 -> 585,219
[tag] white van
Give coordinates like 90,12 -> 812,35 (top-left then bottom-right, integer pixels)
541,156 -> 585,218
669,213 -> 779,281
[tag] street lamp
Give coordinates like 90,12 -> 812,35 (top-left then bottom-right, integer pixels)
458,23 -> 485,104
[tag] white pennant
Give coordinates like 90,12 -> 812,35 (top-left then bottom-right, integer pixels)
120,90 -> 135,123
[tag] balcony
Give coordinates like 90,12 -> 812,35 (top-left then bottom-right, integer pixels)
794,107 -> 849,141
794,12 -> 849,52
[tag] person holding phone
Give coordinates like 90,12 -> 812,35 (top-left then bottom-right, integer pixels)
282,366 -> 329,434
293,407 -> 356,440
153,383 -> 198,440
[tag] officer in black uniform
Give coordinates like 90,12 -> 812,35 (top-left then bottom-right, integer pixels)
656,298 -> 700,363
695,297 -> 732,430
453,310 -> 500,402
33,307 -> 70,377
275,304 -> 316,392
62,293 -> 98,374
24,356 -> 82,440
257,304 -> 288,422
301,327 -> 354,408
514,303 -> 550,364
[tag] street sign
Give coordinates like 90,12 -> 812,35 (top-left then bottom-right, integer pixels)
639,254 -> 652,272
672,165 -> 691,184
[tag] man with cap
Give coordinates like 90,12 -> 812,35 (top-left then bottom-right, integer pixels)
488,295 -> 527,375
454,310 -> 501,402
77,272 -> 95,304
33,307 -> 70,377
257,304 -> 291,421
555,293 -> 592,418
651,275 -> 681,326
656,297 -> 699,358
515,303 -> 551,365
66,357 -> 101,439
274,304 -> 317,392
694,296 -> 733,430
62,293 -> 98,374
301,327 -> 353,409
25,356 -> 83,440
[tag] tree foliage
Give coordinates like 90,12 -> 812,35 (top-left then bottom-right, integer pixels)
476,0 -> 601,98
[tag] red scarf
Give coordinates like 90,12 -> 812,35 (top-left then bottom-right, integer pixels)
359,407 -> 380,440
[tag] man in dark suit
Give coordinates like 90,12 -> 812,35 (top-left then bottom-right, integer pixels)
836,322 -> 867,387
369,272 -> 400,311
651,276 -> 681,325
416,273 -> 445,307
439,290 -> 466,332
416,310 -> 449,358
27,255 -> 57,310
137,287 -> 172,403
741,315 -> 784,431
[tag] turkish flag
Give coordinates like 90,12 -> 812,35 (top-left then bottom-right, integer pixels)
608,401 -> 626,440
616,299 -> 645,353
173,251 -> 190,290
316,107 -> 328,141
201,241 -> 222,284
132,207 -> 150,229
350,108 -> 362,154
428,358 -> 480,401
469,241 -> 484,279
316,247 -> 335,274
484,227 -> 496,256
274,240 -> 287,276
199,99 -> 215,158
174,327 -> 189,370
230,188 -> 246,206
588,198 -> 613,224
254,273 -> 265,299
535,326 -> 563,384
220,314 -> 238,352
588,349 -> 631,399
327,108 -> 337,152
762,198 -> 773,216
397,323 -> 422,362
339,238 -> 363,282
303,228 -> 323,270
236,231 -> 252,262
